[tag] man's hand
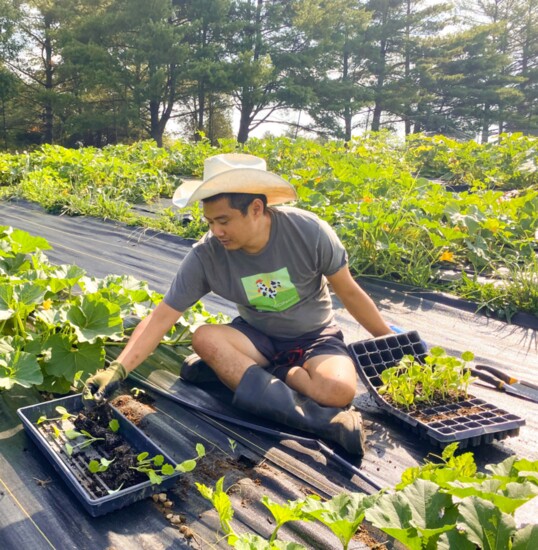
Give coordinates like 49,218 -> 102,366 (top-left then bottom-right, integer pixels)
84,361 -> 128,405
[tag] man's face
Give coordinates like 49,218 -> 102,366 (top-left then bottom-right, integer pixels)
202,197 -> 261,251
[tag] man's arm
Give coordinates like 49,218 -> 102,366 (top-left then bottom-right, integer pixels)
116,300 -> 183,373
84,301 -> 183,402
326,265 -> 392,337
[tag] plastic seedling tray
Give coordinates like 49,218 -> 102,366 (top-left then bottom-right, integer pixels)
17,394 -> 181,517
348,331 -> 525,448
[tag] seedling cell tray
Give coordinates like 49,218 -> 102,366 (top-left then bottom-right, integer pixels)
17,394 -> 181,516
348,331 -> 525,448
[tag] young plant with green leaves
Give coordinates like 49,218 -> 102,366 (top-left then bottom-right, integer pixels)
378,347 -> 475,410
131,443 -> 206,485
0,226 -> 229,394
88,457 -> 115,473
197,444 -> 538,549
2,134 -> 537,318
64,429 -> 105,457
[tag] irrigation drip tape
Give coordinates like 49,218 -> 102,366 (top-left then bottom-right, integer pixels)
129,372 -> 383,493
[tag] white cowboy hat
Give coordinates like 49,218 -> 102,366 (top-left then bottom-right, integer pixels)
172,153 -> 297,208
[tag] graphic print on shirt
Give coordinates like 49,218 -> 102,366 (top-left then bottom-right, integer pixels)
241,267 -> 300,312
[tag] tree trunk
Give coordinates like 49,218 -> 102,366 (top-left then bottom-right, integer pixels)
2,98 -> 7,149
404,0 -> 412,136
371,37 -> 387,132
43,16 -> 54,144
237,102 -> 251,144
371,102 -> 382,132
149,99 -> 164,147
481,103 -> 490,144
343,40 -> 352,141
235,0 -> 263,144
196,81 -> 206,140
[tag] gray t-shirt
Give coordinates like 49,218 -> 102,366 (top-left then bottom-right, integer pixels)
164,206 -> 347,338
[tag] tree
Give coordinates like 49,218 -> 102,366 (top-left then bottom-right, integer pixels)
172,0 -> 235,142
294,0 -> 371,141
227,0 -> 310,143
364,0 -> 453,133
61,0 -> 189,147
419,24 -> 520,141
5,0 -> 77,144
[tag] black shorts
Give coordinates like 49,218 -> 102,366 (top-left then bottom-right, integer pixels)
229,317 -> 350,382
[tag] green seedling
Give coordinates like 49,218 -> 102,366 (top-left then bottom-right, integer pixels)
36,406 -> 76,425
130,452 -> 176,485
108,419 -> 120,432
378,347 -> 475,410
228,438 -> 237,453
65,429 -> 105,457
130,387 -> 146,399
88,457 -> 115,473
131,444 -> 206,485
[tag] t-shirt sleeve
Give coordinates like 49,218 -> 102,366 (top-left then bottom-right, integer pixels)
317,218 -> 348,276
163,249 -> 210,312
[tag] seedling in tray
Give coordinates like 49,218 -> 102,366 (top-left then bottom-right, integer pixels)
378,347 -> 475,411
349,330 -> 525,447
18,394 -> 192,515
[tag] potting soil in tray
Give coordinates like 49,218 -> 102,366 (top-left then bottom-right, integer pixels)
17,393 -> 181,516
348,331 -> 526,448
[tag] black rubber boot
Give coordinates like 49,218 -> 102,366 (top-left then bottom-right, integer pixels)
180,354 -> 220,384
232,365 -> 366,456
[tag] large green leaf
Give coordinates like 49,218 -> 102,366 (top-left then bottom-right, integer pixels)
303,493 -> 378,548
448,479 -> 538,514
42,333 -> 103,381
16,281 -> 47,308
0,283 -> 15,320
48,264 -> 86,293
262,496 -> 310,527
0,254 -> 31,275
366,479 -> 456,550
37,374 -> 72,394
0,350 -> 43,389
456,496 -> 516,550
437,528 -> 476,550
7,228 -> 51,254
365,491 -> 418,549
66,294 -> 123,343
512,524 -> 538,550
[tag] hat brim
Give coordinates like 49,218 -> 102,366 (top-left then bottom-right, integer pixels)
172,168 -> 297,208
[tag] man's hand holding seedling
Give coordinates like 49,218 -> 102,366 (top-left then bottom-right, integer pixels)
84,361 -> 128,405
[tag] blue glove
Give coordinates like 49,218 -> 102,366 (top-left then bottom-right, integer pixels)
389,325 -> 428,352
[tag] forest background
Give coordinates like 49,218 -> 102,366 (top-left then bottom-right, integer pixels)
1,0 -> 538,149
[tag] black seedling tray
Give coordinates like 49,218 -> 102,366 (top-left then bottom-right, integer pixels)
17,394 -> 181,516
348,331 -> 525,448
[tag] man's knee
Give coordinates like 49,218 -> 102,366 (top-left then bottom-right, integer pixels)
191,324 -> 222,359
312,378 -> 356,407
303,356 -> 357,407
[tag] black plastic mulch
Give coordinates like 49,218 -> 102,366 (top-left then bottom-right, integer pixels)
1,199 -> 537,549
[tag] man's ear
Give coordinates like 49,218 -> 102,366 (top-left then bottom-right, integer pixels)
250,198 -> 265,217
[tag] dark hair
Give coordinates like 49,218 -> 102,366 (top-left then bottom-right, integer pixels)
202,192 -> 268,215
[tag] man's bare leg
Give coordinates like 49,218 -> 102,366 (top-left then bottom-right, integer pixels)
192,325 -> 356,407
191,324 -> 269,389
283,355 -> 357,407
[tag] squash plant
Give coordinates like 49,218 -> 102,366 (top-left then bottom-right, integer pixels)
1,134 -> 537,319
0,226 -> 224,393
197,444 -> 538,549
378,347 -> 475,411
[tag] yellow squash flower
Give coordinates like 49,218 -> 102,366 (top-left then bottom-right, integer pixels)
439,251 -> 455,262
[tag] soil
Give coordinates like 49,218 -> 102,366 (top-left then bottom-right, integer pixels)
111,393 -> 155,425
383,391 -> 483,423
70,404 -> 149,496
